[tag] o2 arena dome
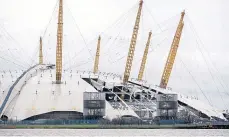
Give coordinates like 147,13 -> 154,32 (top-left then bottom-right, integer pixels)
0,0 -> 227,122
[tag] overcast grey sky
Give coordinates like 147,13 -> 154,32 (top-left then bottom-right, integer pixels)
0,0 -> 229,110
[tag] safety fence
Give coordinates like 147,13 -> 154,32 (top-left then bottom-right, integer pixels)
0,119 -> 99,125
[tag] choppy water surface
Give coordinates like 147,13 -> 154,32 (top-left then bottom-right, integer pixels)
0,129 -> 229,136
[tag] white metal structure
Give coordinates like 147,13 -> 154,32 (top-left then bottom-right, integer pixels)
0,64 -> 226,121
0,65 -> 138,121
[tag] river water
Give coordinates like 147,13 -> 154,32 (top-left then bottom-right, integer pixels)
0,129 -> 229,136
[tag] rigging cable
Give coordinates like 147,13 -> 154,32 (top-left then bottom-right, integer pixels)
67,2 -> 138,66
177,55 -> 213,106
65,2 -> 94,60
144,4 -> 162,32
0,56 -> 27,69
65,2 -> 139,69
0,26 -> 31,67
187,15 -> 229,97
106,11 -> 132,63
186,15 -> 227,109
42,0 -> 59,38
0,24 -> 35,67
62,36 -> 98,67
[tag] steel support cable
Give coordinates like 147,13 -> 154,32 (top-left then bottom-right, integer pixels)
98,35 -> 115,56
100,4 -> 139,55
0,28 -> 31,67
65,3 -> 94,60
0,43 -> 29,68
43,35 -> 54,64
177,56 -> 213,107
25,40 -> 40,66
154,18 -> 205,100
0,57 -> 25,70
67,49 -> 72,71
69,7 -> 133,67
0,32 -> 32,68
64,35 -> 74,71
107,16 -> 131,63
0,25 -> 35,67
110,36 -> 168,66
65,60 -> 93,71
60,2 -> 100,69
131,12 -> 179,39
107,42 -> 130,63
0,0 -> 58,65
72,39 -> 126,67
0,45 -> 27,67
0,44 -> 15,59
151,25 -> 177,37
108,10 -> 144,65
27,49 -> 38,66
64,3 -> 138,68
172,58 -> 199,99
106,35 -> 128,62
0,56 -> 26,69
109,55 -> 126,64
62,36 -> 99,67
63,32 -> 114,67
110,37 -> 167,66
126,15 -> 179,69
67,3 -> 138,66
28,44 -> 40,66
186,15 -> 229,97
144,5 -> 181,33
0,27 -> 22,56
154,13 -> 182,32
144,4 -> 162,32
63,45 -> 97,70
175,23 -> 222,108
40,0 -> 58,64
132,37 -> 168,67
106,40 -> 130,57
178,54 -> 200,99
104,8 -> 135,61
42,2 -> 59,65
42,0 -> 59,38
100,3 -> 139,36
107,7 -> 145,65
185,17 -> 227,108
64,35 -> 116,70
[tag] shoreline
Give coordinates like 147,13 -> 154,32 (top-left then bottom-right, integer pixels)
0,124 -> 228,129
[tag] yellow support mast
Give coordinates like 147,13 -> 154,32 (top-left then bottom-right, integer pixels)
123,0 -> 143,83
159,11 -> 185,89
39,37 -> 43,65
93,36 -> 101,74
56,0 -> 63,84
137,31 -> 152,81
